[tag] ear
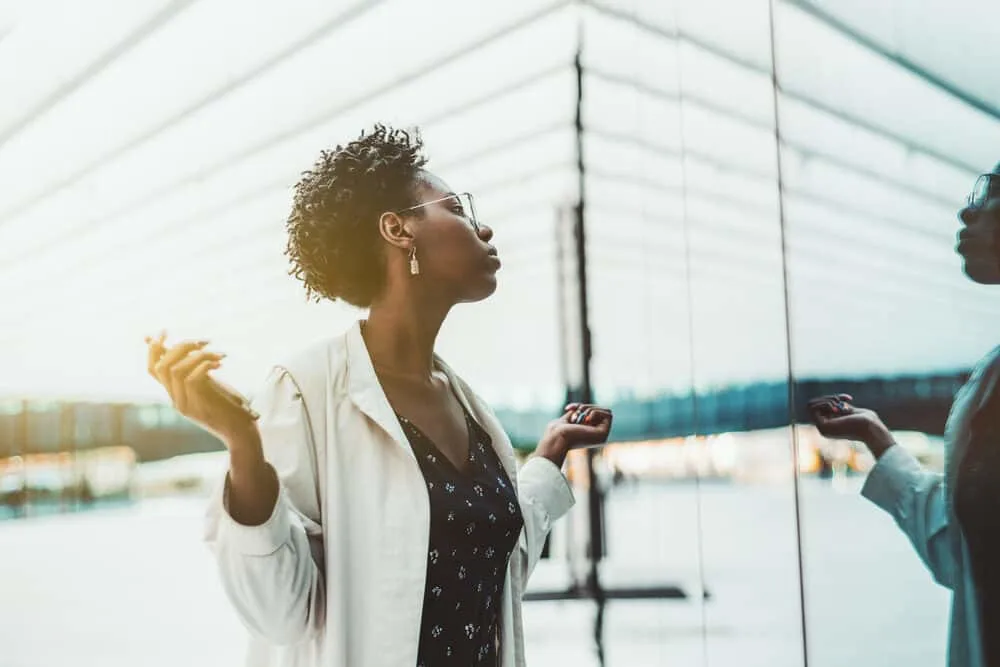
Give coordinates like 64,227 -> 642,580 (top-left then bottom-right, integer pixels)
378,211 -> 415,250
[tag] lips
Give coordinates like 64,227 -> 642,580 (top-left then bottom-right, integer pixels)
957,233 -> 992,257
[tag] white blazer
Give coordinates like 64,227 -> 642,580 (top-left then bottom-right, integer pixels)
204,320 -> 576,667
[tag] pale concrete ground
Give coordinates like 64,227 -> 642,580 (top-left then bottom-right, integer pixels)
0,478 -> 949,667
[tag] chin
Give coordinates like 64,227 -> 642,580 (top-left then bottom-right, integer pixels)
461,274 -> 499,303
962,258 -> 1000,285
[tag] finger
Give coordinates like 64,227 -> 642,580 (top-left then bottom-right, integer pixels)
146,338 -> 166,377
808,399 -> 842,415
168,350 -> 226,411
808,400 -> 835,413
575,407 -> 611,425
582,409 -> 613,427
560,423 -> 612,448
812,412 -> 852,434
808,395 -> 842,407
160,339 -> 211,368
812,414 -> 838,434
809,408 -> 841,424
153,340 -> 210,383
807,405 -> 837,424
185,358 -> 222,390
172,350 -> 226,377
564,403 -> 596,421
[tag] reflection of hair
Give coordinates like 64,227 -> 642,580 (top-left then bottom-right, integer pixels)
285,124 -> 428,306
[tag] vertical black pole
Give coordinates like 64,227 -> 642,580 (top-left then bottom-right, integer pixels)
573,30 -> 607,664
17,399 -> 28,517
59,403 -> 72,512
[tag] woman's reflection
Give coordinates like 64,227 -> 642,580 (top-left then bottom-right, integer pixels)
808,163 -> 1000,667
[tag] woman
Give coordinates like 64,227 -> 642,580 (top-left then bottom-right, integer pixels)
145,125 -> 613,667
809,164 -> 1000,667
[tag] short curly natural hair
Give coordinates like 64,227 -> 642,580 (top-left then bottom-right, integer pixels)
284,124 -> 428,307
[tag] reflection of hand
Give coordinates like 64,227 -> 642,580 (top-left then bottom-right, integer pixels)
145,332 -> 259,446
535,403 -> 614,467
807,393 -> 894,458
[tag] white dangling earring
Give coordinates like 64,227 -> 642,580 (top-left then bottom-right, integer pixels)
408,245 -> 420,275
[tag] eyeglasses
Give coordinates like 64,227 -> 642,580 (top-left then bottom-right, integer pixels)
967,173 -> 1000,209
393,192 -> 480,232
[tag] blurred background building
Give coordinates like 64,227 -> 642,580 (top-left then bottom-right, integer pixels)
1,0 -> 997,665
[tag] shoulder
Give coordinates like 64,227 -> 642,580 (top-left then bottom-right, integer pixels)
979,344 -> 1000,375
965,344 -> 1000,435
273,332 -> 350,393
971,345 -> 1000,400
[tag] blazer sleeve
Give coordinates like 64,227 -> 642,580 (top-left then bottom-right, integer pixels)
203,367 -> 325,645
515,456 -> 576,582
861,445 -> 957,589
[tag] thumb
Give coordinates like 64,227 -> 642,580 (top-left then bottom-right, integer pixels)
814,413 -> 846,433
558,423 -> 610,446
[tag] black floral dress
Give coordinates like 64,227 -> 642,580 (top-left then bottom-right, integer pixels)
396,405 -> 524,667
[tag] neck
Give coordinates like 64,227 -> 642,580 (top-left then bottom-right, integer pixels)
363,289 -> 451,379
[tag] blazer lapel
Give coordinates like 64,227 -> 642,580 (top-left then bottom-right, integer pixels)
345,320 -> 521,479
344,320 -> 416,461
436,357 -> 520,485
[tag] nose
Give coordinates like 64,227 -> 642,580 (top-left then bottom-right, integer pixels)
960,205 -> 977,226
477,224 -> 494,243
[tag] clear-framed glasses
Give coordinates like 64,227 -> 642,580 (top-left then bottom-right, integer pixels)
968,173 -> 999,209
393,192 -> 479,231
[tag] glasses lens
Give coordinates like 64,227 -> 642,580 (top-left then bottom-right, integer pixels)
459,193 -> 478,230
971,175 -> 991,207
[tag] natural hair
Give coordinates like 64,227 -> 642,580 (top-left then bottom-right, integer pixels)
284,123 -> 428,307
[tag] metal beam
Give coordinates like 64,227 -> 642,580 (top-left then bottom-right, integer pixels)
0,0 -> 386,225
581,0 -> 981,174
587,67 -> 958,209
767,1 -> 810,663
0,0 -> 200,151
587,125 -> 953,244
0,66 -> 574,276
786,0 -> 1000,123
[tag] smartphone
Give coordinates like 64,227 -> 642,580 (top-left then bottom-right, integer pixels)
208,377 -> 260,421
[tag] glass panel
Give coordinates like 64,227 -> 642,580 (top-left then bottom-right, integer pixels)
775,1 -> 1000,665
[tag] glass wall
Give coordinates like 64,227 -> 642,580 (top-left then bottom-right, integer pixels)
774,2 -> 1000,665
3,0 -> 998,665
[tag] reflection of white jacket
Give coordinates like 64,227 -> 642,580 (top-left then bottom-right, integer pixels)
862,345 -> 1000,667
204,321 -> 575,667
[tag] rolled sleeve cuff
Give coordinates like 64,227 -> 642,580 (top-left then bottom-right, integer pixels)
519,456 -> 576,522
861,445 -> 924,513
216,465 -> 293,557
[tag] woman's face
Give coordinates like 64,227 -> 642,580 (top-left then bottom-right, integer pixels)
957,162 -> 1000,285
406,171 -> 500,304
